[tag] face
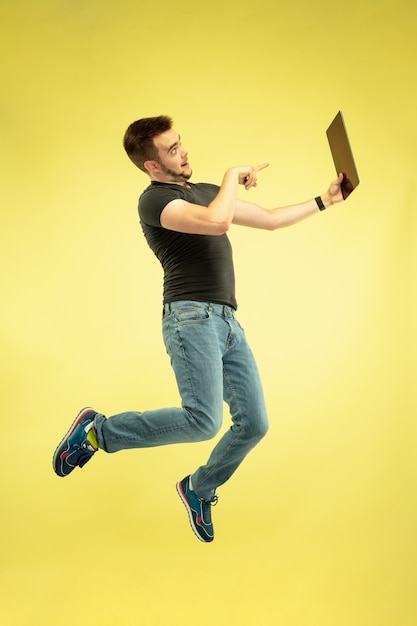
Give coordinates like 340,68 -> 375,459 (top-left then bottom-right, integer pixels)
150,128 -> 192,184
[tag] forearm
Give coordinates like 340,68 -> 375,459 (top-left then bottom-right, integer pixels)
233,178 -> 343,230
207,168 -> 240,229
207,163 -> 269,230
159,165 -> 266,236
267,190 -> 336,229
268,198 -> 319,229
233,197 -> 318,229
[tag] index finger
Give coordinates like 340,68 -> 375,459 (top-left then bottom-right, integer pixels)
254,162 -> 270,172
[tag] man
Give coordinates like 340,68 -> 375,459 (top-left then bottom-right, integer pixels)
53,115 -> 346,542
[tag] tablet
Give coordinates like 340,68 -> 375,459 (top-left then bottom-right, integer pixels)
326,111 -> 359,199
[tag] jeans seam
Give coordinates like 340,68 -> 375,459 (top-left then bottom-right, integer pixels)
177,325 -> 198,415
194,368 -> 245,492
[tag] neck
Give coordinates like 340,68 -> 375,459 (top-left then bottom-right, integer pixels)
150,173 -> 191,187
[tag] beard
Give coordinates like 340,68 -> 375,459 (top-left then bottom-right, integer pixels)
158,161 -> 192,183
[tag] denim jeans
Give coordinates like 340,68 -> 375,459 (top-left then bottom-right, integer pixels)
94,301 -> 268,500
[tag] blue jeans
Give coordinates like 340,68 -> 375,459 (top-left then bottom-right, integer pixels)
94,301 -> 268,500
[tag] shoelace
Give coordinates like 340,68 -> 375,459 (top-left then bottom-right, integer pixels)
77,441 -> 96,467
201,494 -> 218,524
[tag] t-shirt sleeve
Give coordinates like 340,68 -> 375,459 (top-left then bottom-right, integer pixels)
139,186 -> 185,227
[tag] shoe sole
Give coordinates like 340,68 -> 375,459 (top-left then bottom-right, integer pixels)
176,480 -> 213,543
53,407 -> 96,477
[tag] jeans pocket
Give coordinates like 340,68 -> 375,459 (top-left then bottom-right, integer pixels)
174,305 -> 210,325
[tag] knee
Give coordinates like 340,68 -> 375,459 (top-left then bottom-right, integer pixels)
246,413 -> 269,443
186,408 -> 222,441
258,416 -> 269,440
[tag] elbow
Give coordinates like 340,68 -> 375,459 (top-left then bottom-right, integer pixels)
212,217 -> 232,235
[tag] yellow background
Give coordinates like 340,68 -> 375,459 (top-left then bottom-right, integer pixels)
1,1 -> 416,624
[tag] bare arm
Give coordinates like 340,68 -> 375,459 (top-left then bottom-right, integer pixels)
160,163 -> 269,235
232,173 -> 345,230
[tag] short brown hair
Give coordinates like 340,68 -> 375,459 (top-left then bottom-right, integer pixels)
123,115 -> 173,172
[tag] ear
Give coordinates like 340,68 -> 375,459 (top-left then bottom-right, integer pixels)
144,160 -> 159,175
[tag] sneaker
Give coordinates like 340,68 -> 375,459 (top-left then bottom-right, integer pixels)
176,476 -> 218,543
53,407 -> 98,477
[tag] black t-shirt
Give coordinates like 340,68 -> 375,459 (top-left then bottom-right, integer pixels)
138,181 -> 237,309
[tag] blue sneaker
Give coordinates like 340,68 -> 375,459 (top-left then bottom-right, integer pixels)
176,476 -> 218,543
53,407 -> 98,477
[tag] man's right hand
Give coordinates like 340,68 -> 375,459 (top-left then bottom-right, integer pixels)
231,163 -> 270,190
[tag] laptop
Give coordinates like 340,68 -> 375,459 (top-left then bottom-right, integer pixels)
326,111 -> 359,199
